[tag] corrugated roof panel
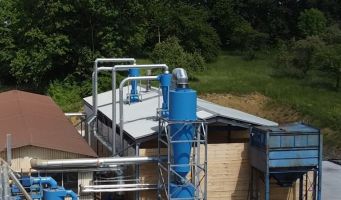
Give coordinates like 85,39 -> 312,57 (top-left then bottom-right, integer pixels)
84,87 -> 278,141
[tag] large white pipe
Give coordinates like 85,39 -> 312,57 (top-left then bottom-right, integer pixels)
118,76 -> 159,155
81,187 -> 157,193
92,61 -> 169,156
30,156 -> 159,169
91,61 -> 169,156
82,183 -> 155,189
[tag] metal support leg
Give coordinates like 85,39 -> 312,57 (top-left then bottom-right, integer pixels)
135,143 -> 140,200
265,172 -> 270,200
299,175 -> 304,200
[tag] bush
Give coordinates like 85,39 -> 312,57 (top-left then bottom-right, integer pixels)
151,37 -> 206,74
298,8 -> 327,37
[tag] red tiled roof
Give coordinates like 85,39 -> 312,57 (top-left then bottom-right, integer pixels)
0,90 -> 97,157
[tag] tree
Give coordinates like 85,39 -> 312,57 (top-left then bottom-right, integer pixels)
315,44 -> 341,90
151,37 -> 205,73
146,1 -> 220,61
298,8 -> 327,37
292,36 -> 325,76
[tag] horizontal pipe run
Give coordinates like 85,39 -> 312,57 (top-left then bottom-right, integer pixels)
81,187 -> 157,193
31,156 -> 160,169
82,183 -> 156,189
64,112 -> 86,117
112,64 -> 168,72
95,58 -> 135,63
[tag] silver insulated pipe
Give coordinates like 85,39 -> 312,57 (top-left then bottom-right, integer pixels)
30,156 -> 160,169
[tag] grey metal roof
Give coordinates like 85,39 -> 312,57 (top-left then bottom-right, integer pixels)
83,87 -> 278,141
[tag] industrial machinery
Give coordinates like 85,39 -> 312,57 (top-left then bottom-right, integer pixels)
249,123 -> 322,200
158,68 -> 208,199
10,176 -> 78,200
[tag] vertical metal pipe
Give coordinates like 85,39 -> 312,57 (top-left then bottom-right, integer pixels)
265,132 -> 270,200
6,134 -> 11,165
119,76 -> 158,155
317,134 -> 323,200
299,175 -> 303,200
135,143 -> 140,200
112,69 -> 116,156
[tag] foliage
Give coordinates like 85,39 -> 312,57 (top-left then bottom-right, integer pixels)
151,37 -> 205,73
48,80 -> 84,112
191,52 -> 341,157
291,36 -> 325,76
298,8 -> 327,37
315,44 -> 341,90
147,1 -> 220,61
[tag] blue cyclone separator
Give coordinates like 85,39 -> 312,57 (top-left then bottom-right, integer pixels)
170,183 -> 195,198
128,68 -> 140,103
169,87 -> 197,199
169,87 -> 197,177
158,73 -> 172,117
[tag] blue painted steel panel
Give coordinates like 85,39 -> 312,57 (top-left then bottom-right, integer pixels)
269,158 -> 319,167
269,150 -> 319,160
307,135 -> 319,146
280,136 -> 295,147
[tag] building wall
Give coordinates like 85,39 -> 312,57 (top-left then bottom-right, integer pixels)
0,146 -> 94,200
137,143 -> 306,200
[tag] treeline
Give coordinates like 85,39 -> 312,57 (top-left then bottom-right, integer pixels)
0,0 -> 340,95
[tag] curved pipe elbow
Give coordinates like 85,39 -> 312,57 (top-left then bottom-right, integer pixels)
66,190 -> 78,200
32,177 -> 58,189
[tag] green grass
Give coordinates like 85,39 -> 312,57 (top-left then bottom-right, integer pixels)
188,52 -> 341,154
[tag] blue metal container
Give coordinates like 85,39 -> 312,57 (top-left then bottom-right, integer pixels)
249,122 -> 322,200
170,183 -> 195,199
128,68 -> 140,102
169,88 -> 197,177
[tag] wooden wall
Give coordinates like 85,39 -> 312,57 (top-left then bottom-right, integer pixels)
137,143 -> 310,200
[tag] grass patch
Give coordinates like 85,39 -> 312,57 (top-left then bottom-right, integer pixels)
190,52 -> 341,155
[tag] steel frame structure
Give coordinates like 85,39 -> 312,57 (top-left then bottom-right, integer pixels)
157,118 -> 208,200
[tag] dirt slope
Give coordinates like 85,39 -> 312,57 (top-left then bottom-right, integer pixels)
200,92 -> 302,124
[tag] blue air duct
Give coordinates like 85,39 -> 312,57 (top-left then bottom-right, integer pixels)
158,73 -> 172,117
168,68 -> 196,198
43,189 -> 78,200
128,68 -> 140,103
31,177 -> 58,189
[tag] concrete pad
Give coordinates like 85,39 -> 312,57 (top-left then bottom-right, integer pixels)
322,161 -> 341,200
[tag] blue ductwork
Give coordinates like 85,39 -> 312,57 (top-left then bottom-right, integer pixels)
158,73 -> 172,117
31,177 -> 58,189
66,190 -> 78,200
128,68 -> 140,103
11,176 -> 78,200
